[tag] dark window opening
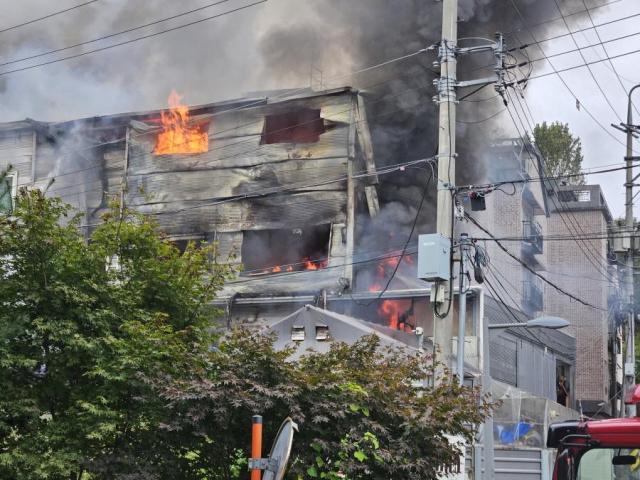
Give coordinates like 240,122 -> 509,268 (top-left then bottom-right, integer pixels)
557,190 -> 577,202
170,237 -> 205,254
241,225 -> 330,275
261,108 -> 325,144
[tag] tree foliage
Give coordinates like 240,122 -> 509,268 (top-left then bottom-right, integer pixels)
159,332 -> 491,480
0,190 -> 231,479
0,191 -> 490,479
533,121 -> 585,185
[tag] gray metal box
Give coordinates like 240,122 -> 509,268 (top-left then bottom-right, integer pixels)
417,233 -> 451,281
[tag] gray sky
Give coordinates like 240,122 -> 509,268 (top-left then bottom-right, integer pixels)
0,0 -> 638,217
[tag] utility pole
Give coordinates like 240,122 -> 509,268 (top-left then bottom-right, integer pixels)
433,0 -> 458,381
621,85 -> 640,416
431,2 -> 506,380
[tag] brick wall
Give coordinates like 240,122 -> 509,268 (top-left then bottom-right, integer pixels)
544,209 -> 610,403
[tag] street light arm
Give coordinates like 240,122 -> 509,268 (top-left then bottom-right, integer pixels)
628,84 -> 640,127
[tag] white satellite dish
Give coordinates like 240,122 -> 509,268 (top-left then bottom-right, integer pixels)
249,417 -> 298,480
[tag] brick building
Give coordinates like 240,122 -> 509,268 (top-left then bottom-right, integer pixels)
465,139 -> 621,416
543,184 -> 619,415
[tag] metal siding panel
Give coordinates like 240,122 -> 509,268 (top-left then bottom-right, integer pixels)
495,449 -> 542,480
491,334 -> 518,385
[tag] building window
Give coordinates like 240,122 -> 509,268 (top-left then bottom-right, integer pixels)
240,225 -> 330,275
557,189 -> 591,203
575,190 -> 591,202
557,190 -> 576,202
0,172 -> 16,215
261,108 -> 325,144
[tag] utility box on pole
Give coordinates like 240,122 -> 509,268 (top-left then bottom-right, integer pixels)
417,233 -> 451,281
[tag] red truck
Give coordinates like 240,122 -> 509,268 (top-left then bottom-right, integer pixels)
548,387 -> 640,480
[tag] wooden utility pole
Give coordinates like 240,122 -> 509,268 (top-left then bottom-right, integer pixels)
433,0 -> 458,380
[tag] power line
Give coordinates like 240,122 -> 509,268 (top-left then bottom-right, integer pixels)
456,107 -> 506,125
44,82 -> 433,197
514,46 -> 640,86
466,213 -> 607,311
0,0 -> 268,77
141,158 -> 436,216
66,157 -> 435,226
504,0 -> 623,37
503,89 -> 617,284
575,0 -> 640,116
507,0 -> 636,153
22,48 -> 429,191
0,0 -> 100,35
506,89 -> 621,282
350,164 -> 434,306
0,0 -> 235,68
549,0 -> 622,122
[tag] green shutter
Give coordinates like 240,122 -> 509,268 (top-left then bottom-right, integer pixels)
0,176 -> 13,214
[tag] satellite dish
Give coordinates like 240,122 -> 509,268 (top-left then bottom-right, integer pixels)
262,417 -> 298,480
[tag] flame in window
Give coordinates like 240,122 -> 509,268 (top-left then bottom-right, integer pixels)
154,90 -> 209,155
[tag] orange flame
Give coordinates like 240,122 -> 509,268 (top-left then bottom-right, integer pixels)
302,257 -> 327,271
367,254 -> 415,331
155,90 -> 209,155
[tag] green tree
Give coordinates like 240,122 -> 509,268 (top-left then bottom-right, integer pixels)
159,332 -> 491,480
0,190 -> 491,479
533,121 -> 585,185
0,189 -> 232,479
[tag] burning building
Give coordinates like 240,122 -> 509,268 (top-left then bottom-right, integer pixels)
0,87 -> 383,300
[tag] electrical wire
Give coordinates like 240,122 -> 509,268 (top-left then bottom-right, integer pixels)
550,0 -> 622,122
72,157 -> 436,227
508,89 -> 621,286
0,0 -> 269,77
502,88 -> 617,284
24,50 -> 432,190
45,82 -> 434,198
456,107 -> 506,125
503,0 -> 623,38
0,0 -> 236,68
466,214 -> 607,311
0,0 -> 100,35
507,0 -> 636,153
350,163 -> 434,307
575,0 -> 640,116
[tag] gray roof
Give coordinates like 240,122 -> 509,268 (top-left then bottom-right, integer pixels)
265,305 -> 481,376
548,184 -> 613,222
0,87 -> 357,128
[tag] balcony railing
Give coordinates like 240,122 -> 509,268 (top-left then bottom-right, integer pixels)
523,220 -> 543,255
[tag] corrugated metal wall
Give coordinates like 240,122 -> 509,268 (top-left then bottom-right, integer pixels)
494,449 -> 544,480
491,332 -> 558,401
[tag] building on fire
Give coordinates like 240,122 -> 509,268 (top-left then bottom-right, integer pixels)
2,88 -> 623,479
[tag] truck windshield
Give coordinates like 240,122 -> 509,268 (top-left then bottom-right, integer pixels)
577,449 -> 640,480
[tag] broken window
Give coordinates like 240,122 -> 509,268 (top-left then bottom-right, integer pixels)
241,225 -> 330,275
0,173 -> 16,215
261,108 -> 325,144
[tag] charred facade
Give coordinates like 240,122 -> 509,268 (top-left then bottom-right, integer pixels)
0,87 -> 379,298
